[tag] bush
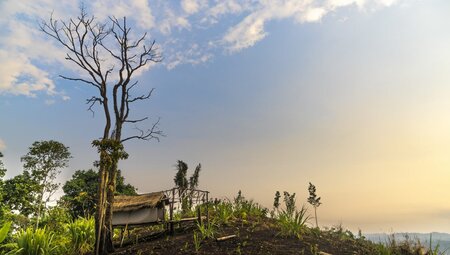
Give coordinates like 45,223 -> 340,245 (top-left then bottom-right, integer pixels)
212,201 -> 234,225
66,217 -> 95,255
277,205 -> 310,238
6,227 -> 57,255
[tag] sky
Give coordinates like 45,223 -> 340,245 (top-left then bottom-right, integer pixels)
1,0 -> 450,233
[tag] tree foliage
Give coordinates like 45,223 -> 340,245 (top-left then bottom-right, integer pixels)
61,169 -> 137,219
21,140 -> 71,228
3,171 -> 39,217
174,160 -> 201,191
0,152 -> 7,219
173,160 -> 202,213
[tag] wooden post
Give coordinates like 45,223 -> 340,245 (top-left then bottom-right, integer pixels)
120,223 -> 128,247
205,192 -> 210,224
169,188 -> 174,235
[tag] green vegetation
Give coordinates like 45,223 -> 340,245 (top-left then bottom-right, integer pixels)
66,217 -> 95,255
0,142 -> 445,254
61,169 -> 137,219
307,182 -> 321,228
0,222 -> 11,244
173,160 -> 202,214
6,227 -> 57,255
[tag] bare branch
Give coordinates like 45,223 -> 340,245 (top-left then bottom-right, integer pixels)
124,117 -> 148,123
60,75 -> 101,89
86,96 -> 103,117
127,88 -> 154,103
121,118 -> 164,143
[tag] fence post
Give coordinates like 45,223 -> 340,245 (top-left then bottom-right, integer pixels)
170,188 -> 175,235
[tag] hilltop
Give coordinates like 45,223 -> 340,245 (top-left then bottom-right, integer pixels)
111,194 -> 440,255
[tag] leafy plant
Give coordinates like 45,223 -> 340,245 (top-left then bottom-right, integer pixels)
277,205 -> 310,238
0,222 -> 11,243
213,201 -> 234,225
7,227 -> 57,255
66,217 -> 95,255
307,182 -> 321,228
193,231 -> 201,253
233,191 -> 267,220
196,219 -> 217,239
174,160 -> 202,213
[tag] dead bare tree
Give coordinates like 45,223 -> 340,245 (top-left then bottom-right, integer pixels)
40,9 -> 162,255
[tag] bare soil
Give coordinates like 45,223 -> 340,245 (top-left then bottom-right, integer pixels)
111,218 -> 378,255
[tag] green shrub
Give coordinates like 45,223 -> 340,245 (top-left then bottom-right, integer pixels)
196,219 -> 217,240
213,201 -> 234,225
233,192 -> 267,219
277,205 -> 310,238
7,227 -> 57,255
66,217 -> 94,255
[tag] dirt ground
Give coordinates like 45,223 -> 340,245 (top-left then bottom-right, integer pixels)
111,218 -> 377,255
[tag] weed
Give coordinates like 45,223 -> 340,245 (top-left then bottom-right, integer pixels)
277,205 -> 310,238
6,227 -> 57,255
193,231 -> 201,253
66,217 -> 94,255
197,219 -> 217,239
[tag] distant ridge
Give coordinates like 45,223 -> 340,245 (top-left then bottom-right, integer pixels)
365,232 -> 450,254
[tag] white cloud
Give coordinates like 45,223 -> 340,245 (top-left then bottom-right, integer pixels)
0,0 -> 403,99
165,43 -> 212,69
223,14 -> 267,53
181,0 -> 200,14
91,0 -> 155,29
221,0 -> 402,52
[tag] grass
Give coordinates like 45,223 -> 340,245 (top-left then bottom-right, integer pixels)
6,227 -> 57,255
66,217 -> 95,255
276,205 -> 310,238
196,219 -> 217,240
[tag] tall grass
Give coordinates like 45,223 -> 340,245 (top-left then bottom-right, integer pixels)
277,205 -> 310,238
213,201 -> 234,225
6,227 -> 57,255
196,219 -> 217,239
66,217 -> 95,255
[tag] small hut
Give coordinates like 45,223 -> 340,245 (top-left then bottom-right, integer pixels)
112,191 -> 168,227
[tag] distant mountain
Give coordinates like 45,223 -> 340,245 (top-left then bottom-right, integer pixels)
365,232 -> 450,254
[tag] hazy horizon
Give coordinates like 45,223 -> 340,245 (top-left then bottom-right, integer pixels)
1,0 -> 450,234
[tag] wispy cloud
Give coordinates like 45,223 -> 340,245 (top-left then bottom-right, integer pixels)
0,0 -> 403,98
221,0 -> 402,52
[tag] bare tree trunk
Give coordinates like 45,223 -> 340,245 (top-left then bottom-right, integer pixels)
95,151 -> 110,255
35,175 -> 47,230
105,161 -> 118,252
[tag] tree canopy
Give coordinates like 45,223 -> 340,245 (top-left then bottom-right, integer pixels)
61,169 -> 137,218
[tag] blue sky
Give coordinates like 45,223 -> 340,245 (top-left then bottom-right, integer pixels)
2,0 -> 450,233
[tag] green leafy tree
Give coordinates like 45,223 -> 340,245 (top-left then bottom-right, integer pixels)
0,152 -> 7,220
21,140 -> 71,228
173,160 -> 202,213
61,169 -> 137,218
307,182 -> 322,228
3,171 -> 39,217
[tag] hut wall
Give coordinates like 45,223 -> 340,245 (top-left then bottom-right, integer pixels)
112,207 -> 165,226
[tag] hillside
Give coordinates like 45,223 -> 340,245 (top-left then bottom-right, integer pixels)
111,195 -> 440,255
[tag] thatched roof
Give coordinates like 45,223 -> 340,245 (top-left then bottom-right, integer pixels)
113,191 -> 167,212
